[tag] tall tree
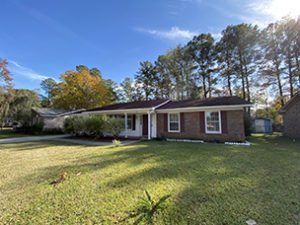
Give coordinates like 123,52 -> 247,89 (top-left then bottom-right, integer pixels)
9,89 -> 40,127
187,33 -> 216,98
120,77 -> 143,102
231,24 -> 259,102
52,66 -> 112,109
216,27 -> 238,96
279,17 -> 299,97
155,54 -> 174,99
40,78 -> 56,107
135,61 -> 158,100
260,23 -> 285,106
0,59 -> 13,128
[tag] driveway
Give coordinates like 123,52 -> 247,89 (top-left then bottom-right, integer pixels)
0,134 -> 70,144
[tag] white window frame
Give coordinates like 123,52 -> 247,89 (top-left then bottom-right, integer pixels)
127,115 -> 133,130
168,113 -> 180,132
205,111 -> 222,134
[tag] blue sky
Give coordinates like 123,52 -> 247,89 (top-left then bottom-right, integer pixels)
1,0 -> 292,94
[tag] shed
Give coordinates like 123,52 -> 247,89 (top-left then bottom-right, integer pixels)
252,118 -> 272,133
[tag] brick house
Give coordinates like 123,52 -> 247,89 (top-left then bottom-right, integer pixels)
279,92 -> 300,139
79,96 -> 251,142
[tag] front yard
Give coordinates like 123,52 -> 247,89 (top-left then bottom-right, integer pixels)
0,134 -> 299,225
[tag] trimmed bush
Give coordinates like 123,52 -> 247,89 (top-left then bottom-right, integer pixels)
104,117 -> 124,138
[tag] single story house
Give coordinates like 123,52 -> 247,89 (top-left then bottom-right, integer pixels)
279,92 -> 300,139
32,108 -> 84,130
77,96 -> 252,142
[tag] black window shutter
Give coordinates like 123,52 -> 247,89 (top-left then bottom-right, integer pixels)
180,113 -> 185,132
221,111 -> 228,134
132,115 -> 136,130
199,112 -> 205,133
164,114 -> 168,132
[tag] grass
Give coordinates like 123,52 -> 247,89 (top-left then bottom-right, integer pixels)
0,128 -> 29,139
0,133 -> 299,225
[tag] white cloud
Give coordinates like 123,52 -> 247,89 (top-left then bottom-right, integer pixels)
248,0 -> 300,20
136,27 -> 197,40
9,60 -> 51,81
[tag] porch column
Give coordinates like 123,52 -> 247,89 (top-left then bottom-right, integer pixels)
124,113 -> 128,138
148,112 -> 151,140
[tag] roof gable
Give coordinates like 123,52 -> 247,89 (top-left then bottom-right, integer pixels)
279,92 -> 300,114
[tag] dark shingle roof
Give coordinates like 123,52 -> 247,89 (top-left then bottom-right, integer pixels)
32,108 -> 86,117
86,99 -> 169,112
157,96 -> 251,109
32,108 -> 69,117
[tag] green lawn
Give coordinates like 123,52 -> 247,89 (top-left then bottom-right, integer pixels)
0,128 -> 29,139
0,134 -> 299,225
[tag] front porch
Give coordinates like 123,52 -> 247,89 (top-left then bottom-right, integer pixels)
80,109 -> 157,140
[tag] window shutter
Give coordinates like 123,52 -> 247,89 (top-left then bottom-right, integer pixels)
221,111 -> 228,134
132,115 -> 136,130
199,112 -> 205,133
164,114 -> 168,132
180,113 -> 185,132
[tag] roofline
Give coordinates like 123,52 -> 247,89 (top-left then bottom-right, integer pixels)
78,103 -> 252,115
156,104 -> 252,113
279,92 -> 299,114
81,108 -> 154,115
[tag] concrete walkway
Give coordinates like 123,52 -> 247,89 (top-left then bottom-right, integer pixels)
0,134 -> 70,144
0,135 -> 140,146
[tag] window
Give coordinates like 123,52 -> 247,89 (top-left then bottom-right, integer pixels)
168,113 -> 180,132
205,111 -> 221,134
127,115 -> 133,130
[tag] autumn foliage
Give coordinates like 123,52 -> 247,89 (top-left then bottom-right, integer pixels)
52,66 -> 113,109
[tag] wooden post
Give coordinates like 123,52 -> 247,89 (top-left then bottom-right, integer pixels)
148,112 -> 151,140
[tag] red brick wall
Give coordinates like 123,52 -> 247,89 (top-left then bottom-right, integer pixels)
156,110 -> 245,142
283,96 -> 300,139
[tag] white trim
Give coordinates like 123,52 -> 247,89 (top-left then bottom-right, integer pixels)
81,108 -> 153,115
156,104 -> 252,113
124,113 -> 128,138
148,112 -> 151,140
168,112 -> 181,133
205,111 -> 222,134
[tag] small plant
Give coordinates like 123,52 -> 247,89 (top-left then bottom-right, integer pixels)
112,139 -> 122,147
50,172 -> 68,186
122,190 -> 171,225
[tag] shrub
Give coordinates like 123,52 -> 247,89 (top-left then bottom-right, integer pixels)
84,115 -> 106,136
43,128 -> 64,134
104,117 -> 124,138
64,115 -> 107,136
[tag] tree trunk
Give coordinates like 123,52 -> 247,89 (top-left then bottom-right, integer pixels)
287,49 -> 294,98
244,65 -> 251,102
202,74 -> 207,98
207,74 -> 212,98
238,50 -> 246,99
275,61 -> 285,107
225,57 -> 232,96
294,50 -> 300,87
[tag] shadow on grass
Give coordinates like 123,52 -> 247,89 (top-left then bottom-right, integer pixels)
1,134 -> 300,224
